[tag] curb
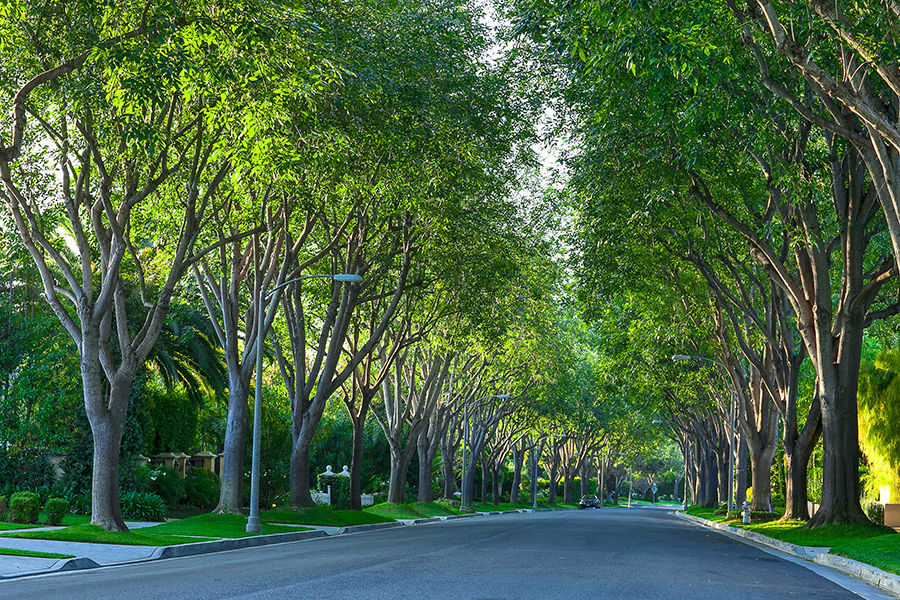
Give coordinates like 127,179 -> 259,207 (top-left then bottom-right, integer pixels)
0,507 -> 568,580
151,529 -> 327,559
676,511 -> 900,597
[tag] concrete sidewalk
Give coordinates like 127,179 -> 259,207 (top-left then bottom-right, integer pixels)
0,509 -> 546,580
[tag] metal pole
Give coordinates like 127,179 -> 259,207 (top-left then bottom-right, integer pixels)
531,447 -> 538,509
728,391 -> 736,513
246,289 -> 265,533
599,449 -> 607,507
627,465 -> 633,507
461,405 -> 469,511
683,436 -> 688,509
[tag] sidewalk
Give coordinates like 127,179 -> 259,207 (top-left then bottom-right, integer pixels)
676,511 -> 900,598
0,509 -> 543,580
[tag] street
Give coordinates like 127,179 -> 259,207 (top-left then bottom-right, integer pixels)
0,506 -> 890,600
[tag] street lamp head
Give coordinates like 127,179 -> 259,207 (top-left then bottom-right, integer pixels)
333,274 -> 363,282
492,394 -> 511,398
672,354 -> 691,360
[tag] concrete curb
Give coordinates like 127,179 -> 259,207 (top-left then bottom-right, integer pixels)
1,507 -> 568,580
151,529 -> 327,559
676,511 -> 900,598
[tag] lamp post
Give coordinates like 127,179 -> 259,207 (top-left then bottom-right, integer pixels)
246,273 -> 362,533
672,354 -> 737,513
460,393 -> 509,512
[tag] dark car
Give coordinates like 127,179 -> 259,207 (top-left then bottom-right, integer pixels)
579,494 -> 599,509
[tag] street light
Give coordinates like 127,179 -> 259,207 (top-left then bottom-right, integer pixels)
672,354 -> 737,513
246,272 -> 363,533
461,393 -> 509,512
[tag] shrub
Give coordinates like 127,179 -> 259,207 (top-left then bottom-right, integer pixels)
44,497 -> 69,525
149,467 -> 184,507
69,492 -> 91,515
9,491 -> 41,524
0,495 -> 7,520
120,491 -> 166,522
183,469 -> 220,508
317,473 -> 351,509
862,499 -> 885,525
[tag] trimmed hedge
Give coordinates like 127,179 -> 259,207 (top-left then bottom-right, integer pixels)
44,497 -> 69,525
0,495 -> 7,521
317,473 -> 351,509
9,491 -> 41,524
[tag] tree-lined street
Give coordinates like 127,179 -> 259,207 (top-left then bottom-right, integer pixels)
0,509 -> 890,600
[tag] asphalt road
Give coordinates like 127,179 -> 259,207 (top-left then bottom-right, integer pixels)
0,505 -> 890,600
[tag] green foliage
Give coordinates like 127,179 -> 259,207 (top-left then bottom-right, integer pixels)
9,491 -> 41,524
317,474 -> 351,510
861,499 -> 885,526
183,469 -> 220,509
858,350 -> 900,500
120,491 -> 167,522
0,495 -> 7,520
43,497 -> 69,526
149,467 -> 184,508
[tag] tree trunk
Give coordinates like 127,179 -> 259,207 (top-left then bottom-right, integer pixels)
85,376 -> 130,532
510,448 -> 524,504
289,438 -> 314,507
548,462 -> 558,505
491,468 -> 501,506
735,434 -> 748,507
388,445 -> 412,504
417,432 -> 435,503
441,446 -> 457,500
480,460 -> 489,502
215,374 -> 249,514
563,471 -> 573,503
349,414 -> 365,510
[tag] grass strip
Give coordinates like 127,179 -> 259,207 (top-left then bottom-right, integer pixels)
262,506 -> 393,527
1,523 -> 213,546
831,534 -> 900,576
141,514 -> 307,538
0,547 -> 75,559
363,503 -> 423,520
0,522 -> 42,531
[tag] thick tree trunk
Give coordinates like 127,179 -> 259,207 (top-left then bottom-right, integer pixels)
510,448 -> 524,504
735,435 -> 748,507
85,376 -> 130,532
548,462 -> 558,505
715,445 -> 729,505
580,460 -> 590,498
441,447 -> 457,500
563,471 -> 573,503
388,445 -> 412,504
215,375 -> 249,514
491,468 -> 501,506
480,460 -> 489,502
289,438 -> 314,507
417,433 -> 436,503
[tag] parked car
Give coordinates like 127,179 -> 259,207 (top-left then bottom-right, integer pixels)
579,494 -> 599,509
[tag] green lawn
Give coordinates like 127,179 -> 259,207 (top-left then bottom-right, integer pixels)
139,513 -> 309,538
408,502 -> 460,517
831,534 -> 900,575
0,547 -> 75,559
0,521 -> 42,531
262,506 -> 393,527
363,503 -> 426,520
683,505 -> 896,548
1,523 -> 213,546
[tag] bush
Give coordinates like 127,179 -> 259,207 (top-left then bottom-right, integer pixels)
120,491 -> 166,522
317,473 -> 351,509
68,492 -> 91,515
0,495 -> 7,520
9,491 -> 41,524
149,467 -> 184,508
183,469 -> 220,508
862,499 -> 885,525
44,497 -> 69,525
